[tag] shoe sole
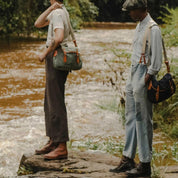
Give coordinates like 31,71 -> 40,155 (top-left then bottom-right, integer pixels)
35,151 -> 47,155
35,150 -> 53,155
44,155 -> 68,160
126,174 -> 151,178
109,166 -> 136,173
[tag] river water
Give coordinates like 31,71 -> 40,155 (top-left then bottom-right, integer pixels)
0,29 -> 177,176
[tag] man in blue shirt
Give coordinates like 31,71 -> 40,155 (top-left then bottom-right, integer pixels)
110,0 -> 162,177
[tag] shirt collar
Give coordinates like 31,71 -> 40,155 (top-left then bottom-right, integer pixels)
140,13 -> 151,26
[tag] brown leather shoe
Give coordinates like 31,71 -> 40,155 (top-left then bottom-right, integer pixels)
44,142 -> 68,160
35,140 -> 58,155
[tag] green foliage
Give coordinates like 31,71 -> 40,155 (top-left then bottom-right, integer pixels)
91,0 -> 127,22
0,0 -> 18,36
78,0 -> 98,22
91,0 -> 178,22
17,165 -> 34,176
159,6 -> 178,47
65,0 -> 98,29
0,0 -> 48,37
0,0 -> 98,38
64,0 -> 83,29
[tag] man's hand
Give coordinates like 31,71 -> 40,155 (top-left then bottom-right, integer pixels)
34,2 -> 62,28
50,2 -> 62,11
38,52 -> 46,63
145,73 -> 152,84
37,28 -> 64,63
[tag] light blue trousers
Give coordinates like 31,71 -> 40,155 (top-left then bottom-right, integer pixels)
123,63 -> 153,163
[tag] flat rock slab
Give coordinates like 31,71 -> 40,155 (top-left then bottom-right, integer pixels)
18,150 -> 178,178
160,166 -> 178,178
18,150 -> 127,178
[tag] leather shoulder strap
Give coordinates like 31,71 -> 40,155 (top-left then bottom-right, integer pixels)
141,20 -> 156,54
61,6 -> 78,47
142,20 -> 170,72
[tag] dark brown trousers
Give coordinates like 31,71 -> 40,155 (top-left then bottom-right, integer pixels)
44,52 -> 69,143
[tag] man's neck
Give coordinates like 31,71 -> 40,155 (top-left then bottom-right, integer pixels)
140,12 -> 148,22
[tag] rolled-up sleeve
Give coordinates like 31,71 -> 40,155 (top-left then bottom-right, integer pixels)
148,26 -> 162,75
52,10 -> 64,31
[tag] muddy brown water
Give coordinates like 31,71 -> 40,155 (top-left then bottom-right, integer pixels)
0,29 -> 177,176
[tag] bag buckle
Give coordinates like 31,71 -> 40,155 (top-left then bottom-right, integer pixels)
53,50 -> 58,57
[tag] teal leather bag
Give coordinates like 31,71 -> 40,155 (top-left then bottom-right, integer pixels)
53,44 -> 82,71
53,7 -> 82,71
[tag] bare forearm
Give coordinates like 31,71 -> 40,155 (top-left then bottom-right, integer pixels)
34,7 -> 53,28
34,2 -> 61,28
38,39 -> 57,62
39,29 -> 64,62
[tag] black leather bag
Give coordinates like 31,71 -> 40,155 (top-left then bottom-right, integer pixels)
147,73 -> 176,103
147,40 -> 176,103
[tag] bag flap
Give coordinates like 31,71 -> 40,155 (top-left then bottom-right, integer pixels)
61,46 -> 80,53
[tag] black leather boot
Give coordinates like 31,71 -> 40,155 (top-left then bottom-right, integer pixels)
126,162 -> 151,177
110,155 -> 136,173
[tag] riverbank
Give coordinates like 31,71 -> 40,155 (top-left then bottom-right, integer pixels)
0,29 -> 177,177
18,150 -> 178,177
83,22 -> 136,29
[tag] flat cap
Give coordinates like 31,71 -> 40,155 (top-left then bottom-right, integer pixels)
122,0 -> 147,11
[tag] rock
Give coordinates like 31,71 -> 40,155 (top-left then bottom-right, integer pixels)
164,166 -> 178,173
18,150 -> 178,178
160,166 -> 178,178
17,150 -> 127,178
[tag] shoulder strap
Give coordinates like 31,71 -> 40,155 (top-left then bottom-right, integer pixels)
142,20 -> 170,73
141,20 -> 156,54
162,38 -> 170,73
61,6 -> 78,47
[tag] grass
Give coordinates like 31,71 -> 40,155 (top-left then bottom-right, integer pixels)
70,137 -> 125,157
96,97 -> 119,113
171,142 -> 178,162
69,137 -> 178,165
111,48 -> 131,66
96,96 -> 126,126
17,165 -> 34,176
159,6 -> 178,47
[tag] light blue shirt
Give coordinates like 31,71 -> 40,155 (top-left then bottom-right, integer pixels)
131,13 -> 162,75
